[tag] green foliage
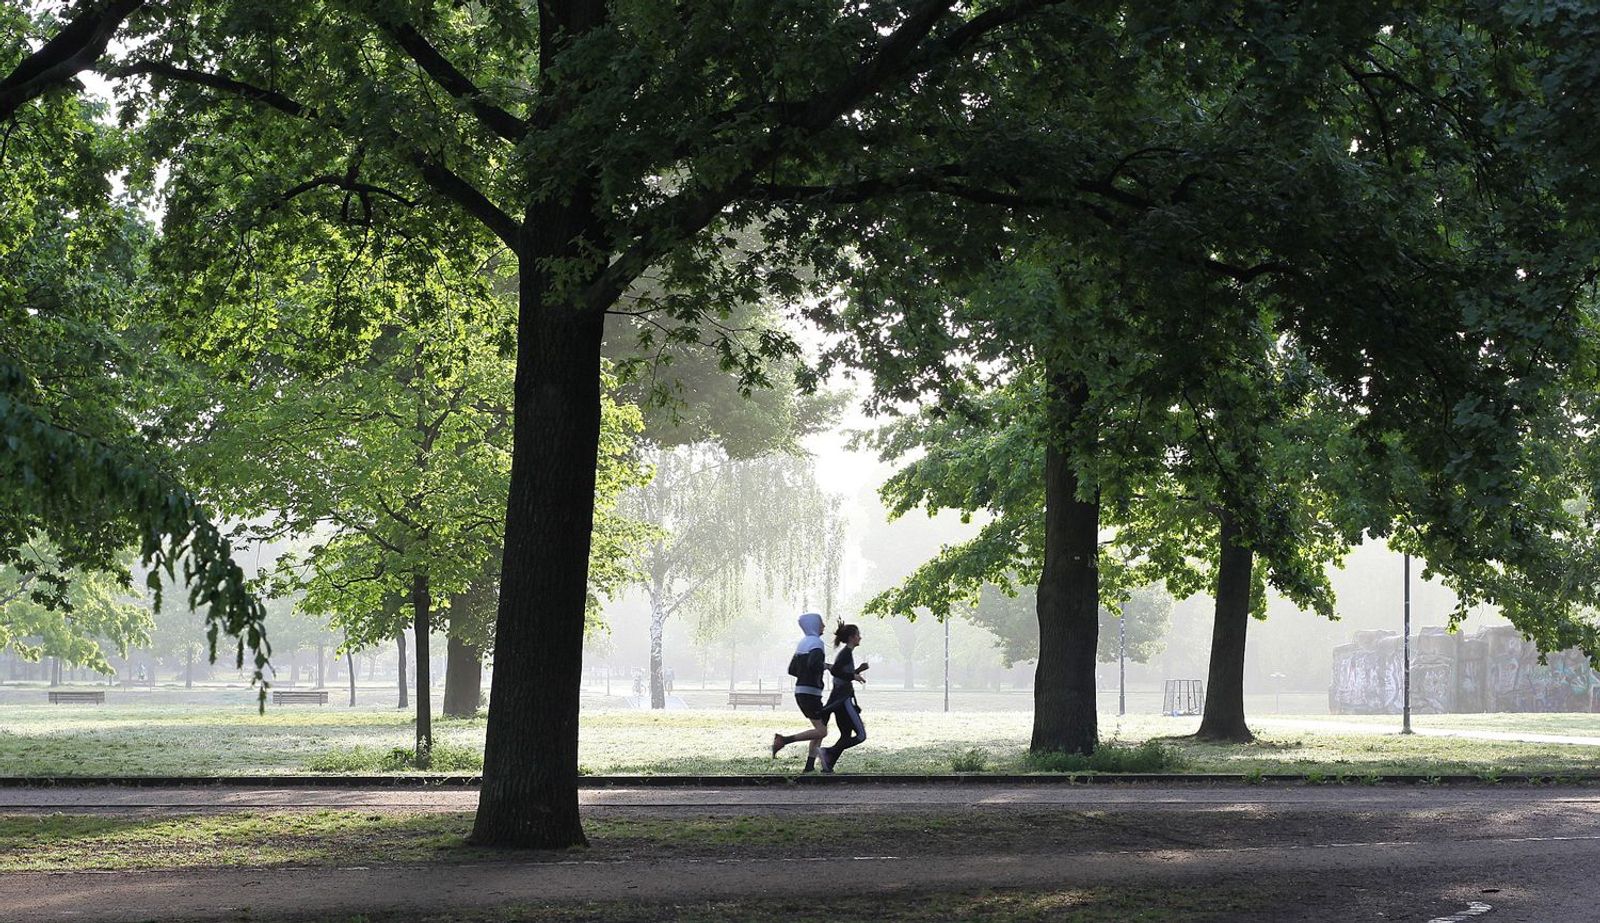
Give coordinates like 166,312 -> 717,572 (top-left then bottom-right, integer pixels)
0,49 -> 266,687
950,747 -> 990,773
1025,741 -> 1187,775
0,542 -> 150,672
176,248 -> 649,649
307,742 -> 481,773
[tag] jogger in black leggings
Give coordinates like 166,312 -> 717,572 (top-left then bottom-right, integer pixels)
820,623 -> 867,773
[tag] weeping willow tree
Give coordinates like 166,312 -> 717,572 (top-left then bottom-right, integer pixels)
623,446 -> 844,708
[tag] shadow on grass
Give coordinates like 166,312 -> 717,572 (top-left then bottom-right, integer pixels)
0,811 -> 494,871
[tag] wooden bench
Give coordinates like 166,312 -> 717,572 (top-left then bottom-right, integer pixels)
727,691 -> 783,710
272,689 -> 329,705
48,691 -> 105,705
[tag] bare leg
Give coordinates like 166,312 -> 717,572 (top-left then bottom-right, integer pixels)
772,718 -> 828,756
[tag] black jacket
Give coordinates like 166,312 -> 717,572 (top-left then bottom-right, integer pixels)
787,648 -> 826,694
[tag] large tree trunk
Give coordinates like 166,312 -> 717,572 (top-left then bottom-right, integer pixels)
471,266 -> 608,848
1196,510 -> 1256,743
443,574 -> 491,718
412,571 -> 434,768
648,584 -> 667,709
895,623 -> 917,689
396,631 -> 409,709
443,632 -> 484,718
1031,380 -> 1100,756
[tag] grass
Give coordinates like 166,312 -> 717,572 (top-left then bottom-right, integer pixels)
1025,740 -> 1186,773
314,888 -> 1265,923
0,810 -> 1113,872
2,704 -> 1599,778
0,803 -> 1387,873
1269,712 -> 1600,736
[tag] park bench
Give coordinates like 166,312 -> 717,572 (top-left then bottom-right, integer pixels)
47,691 -> 105,705
727,691 -> 783,710
272,689 -> 330,705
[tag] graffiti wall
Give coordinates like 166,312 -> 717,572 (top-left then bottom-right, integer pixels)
1329,626 -> 1600,714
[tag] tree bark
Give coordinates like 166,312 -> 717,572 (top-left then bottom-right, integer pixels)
396,631 -> 409,709
1195,510 -> 1256,743
443,631 -> 483,718
412,570 -> 433,768
1031,379 -> 1100,756
470,272 -> 607,848
647,586 -> 667,709
347,649 -> 356,707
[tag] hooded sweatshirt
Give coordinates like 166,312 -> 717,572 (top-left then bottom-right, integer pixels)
787,612 -> 827,696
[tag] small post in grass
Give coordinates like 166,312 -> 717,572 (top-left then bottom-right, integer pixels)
1402,552 -> 1413,736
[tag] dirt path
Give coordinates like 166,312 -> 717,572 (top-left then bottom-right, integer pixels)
6,831 -> 1597,922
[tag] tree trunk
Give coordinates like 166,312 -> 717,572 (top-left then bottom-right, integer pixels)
50,656 -> 61,687
396,631 -> 409,709
412,571 -> 433,768
443,627 -> 483,718
648,586 -> 667,709
471,272 -> 607,848
347,649 -> 356,707
1031,380 -> 1100,756
185,647 -> 193,689
316,643 -> 326,688
1196,510 -> 1256,743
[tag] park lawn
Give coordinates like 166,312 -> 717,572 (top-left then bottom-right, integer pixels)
1271,713 -> 1600,736
0,810 -> 1122,872
2,706 -> 1599,777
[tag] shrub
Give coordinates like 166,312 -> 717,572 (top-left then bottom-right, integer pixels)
950,748 -> 990,773
306,742 -> 482,773
1025,740 -> 1185,774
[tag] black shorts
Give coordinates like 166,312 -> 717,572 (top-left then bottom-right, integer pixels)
795,693 -> 825,720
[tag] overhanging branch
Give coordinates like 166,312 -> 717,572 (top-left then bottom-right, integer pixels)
0,0 -> 146,120
375,19 -> 529,143
106,60 -> 521,249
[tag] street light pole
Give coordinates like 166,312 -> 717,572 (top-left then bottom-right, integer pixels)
1402,552 -> 1413,735
943,617 -> 950,713
1118,614 -> 1126,717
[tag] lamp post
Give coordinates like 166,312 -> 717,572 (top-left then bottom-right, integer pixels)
943,616 -> 950,713
1118,613 -> 1127,717
1402,552 -> 1413,735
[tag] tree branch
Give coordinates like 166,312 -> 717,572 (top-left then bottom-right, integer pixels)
280,174 -> 419,209
106,61 -> 522,248
0,0 -> 146,120
374,19 -> 529,143
584,0 -> 1059,314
